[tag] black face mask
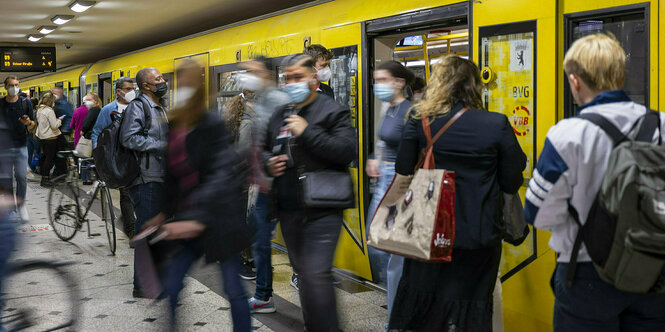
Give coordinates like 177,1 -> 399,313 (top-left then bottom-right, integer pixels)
151,82 -> 168,98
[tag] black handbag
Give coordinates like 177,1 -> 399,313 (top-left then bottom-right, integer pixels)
299,170 -> 355,209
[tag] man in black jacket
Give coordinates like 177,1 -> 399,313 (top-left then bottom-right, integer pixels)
263,54 -> 354,331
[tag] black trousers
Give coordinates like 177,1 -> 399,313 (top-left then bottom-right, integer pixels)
279,210 -> 342,332
40,136 -> 67,178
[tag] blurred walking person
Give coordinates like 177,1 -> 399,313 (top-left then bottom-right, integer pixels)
144,61 -> 252,331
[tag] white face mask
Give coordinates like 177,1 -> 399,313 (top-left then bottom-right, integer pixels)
175,86 -> 196,107
237,73 -> 264,91
316,66 -> 332,82
54,94 -> 60,100
7,86 -> 20,97
121,89 -> 136,103
84,100 -> 95,108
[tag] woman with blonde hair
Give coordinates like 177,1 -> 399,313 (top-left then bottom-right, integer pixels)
35,92 -> 67,187
389,55 -> 526,331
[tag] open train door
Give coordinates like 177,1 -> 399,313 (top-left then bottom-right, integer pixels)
473,0 -> 558,331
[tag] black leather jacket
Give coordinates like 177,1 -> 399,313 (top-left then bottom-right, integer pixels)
262,93 -> 356,213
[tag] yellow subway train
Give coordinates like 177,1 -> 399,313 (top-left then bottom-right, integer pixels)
5,0 -> 664,330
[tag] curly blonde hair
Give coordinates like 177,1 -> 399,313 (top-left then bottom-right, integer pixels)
412,55 -> 484,119
223,90 -> 255,138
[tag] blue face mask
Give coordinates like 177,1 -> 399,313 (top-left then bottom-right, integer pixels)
285,81 -> 311,103
374,83 -> 394,102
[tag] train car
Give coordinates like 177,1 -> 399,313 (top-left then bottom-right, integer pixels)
19,66 -> 87,107
13,0 -> 663,330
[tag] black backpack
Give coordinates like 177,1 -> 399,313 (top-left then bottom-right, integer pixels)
93,98 -> 151,189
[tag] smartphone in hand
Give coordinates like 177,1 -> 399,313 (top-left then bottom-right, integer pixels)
58,115 -> 66,120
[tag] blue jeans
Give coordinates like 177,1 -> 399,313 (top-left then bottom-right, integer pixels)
26,137 -> 40,172
9,147 -> 27,208
280,210 -> 342,332
251,193 -> 277,301
552,262 -> 665,332
0,211 -> 17,332
129,182 -> 165,291
366,162 -> 403,319
366,163 -> 395,284
80,165 -> 91,182
161,242 -> 250,332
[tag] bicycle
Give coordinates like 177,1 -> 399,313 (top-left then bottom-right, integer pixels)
1,259 -> 80,331
47,151 -> 117,255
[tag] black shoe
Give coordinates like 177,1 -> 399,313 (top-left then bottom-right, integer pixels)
239,261 -> 256,280
82,180 -> 93,185
40,177 -> 53,187
132,289 -> 145,298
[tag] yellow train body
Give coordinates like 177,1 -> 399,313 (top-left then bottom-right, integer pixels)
8,0 -> 663,330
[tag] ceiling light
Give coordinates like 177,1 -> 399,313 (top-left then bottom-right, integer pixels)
27,34 -> 43,42
38,26 -> 57,34
51,15 -> 74,25
69,1 -> 96,13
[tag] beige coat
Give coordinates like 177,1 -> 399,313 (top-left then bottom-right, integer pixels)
35,105 -> 62,140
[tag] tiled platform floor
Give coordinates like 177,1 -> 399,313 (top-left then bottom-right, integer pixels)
5,182 -> 388,331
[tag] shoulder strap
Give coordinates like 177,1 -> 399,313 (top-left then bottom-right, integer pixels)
635,110 -> 661,144
137,97 -> 152,134
577,113 -> 626,146
565,203 -> 584,288
415,107 -> 469,170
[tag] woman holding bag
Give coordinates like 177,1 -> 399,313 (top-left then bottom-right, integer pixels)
365,60 -> 414,318
389,55 -> 526,331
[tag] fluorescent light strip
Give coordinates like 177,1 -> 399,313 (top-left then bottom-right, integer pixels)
52,15 -> 74,25
69,1 -> 96,13
38,26 -> 57,34
27,34 -> 43,42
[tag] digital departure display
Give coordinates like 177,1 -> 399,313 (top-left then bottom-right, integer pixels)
0,47 -> 56,72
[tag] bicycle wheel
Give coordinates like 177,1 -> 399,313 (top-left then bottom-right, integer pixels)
47,178 -> 80,241
101,186 -> 117,255
1,260 -> 80,331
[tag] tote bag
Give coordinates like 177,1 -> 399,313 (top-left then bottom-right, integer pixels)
368,108 -> 468,262
74,137 -> 93,158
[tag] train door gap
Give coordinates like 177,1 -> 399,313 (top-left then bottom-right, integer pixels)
361,3 -> 469,286
98,72 -> 113,106
563,3 -> 649,118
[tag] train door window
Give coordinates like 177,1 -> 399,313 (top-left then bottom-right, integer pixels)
69,87 -> 80,108
213,65 -> 245,115
564,4 -> 649,117
98,72 -> 113,105
364,2 -> 468,286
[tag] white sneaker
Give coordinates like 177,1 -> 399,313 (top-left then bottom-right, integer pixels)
19,206 -> 30,223
27,170 -> 40,183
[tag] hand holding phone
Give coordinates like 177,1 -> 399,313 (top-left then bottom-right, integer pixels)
58,115 -> 66,120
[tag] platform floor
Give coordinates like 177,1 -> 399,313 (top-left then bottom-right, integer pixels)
7,182 -> 388,331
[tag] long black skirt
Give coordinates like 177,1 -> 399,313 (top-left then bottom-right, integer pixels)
389,243 -> 502,332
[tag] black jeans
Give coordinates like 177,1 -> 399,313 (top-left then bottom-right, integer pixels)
279,210 -> 342,332
552,262 -> 665,332
40,136 -> 66,178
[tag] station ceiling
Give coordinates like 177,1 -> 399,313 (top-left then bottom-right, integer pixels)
0,0 -> 317,81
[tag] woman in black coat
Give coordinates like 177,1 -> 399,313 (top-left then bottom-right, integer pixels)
390,55 -> 527,331
144,61 -> 253,331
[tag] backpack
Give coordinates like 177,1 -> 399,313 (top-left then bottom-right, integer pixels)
566,110 -> 665,293
93,97 -> 152,189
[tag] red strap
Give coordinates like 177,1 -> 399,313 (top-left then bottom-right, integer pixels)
416,107 -> 469,170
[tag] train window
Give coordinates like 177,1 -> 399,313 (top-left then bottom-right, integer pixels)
68,87 -> 80,108
215,69 -> 245,114
564,5 -> 649,117
162,72 -> 174,108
